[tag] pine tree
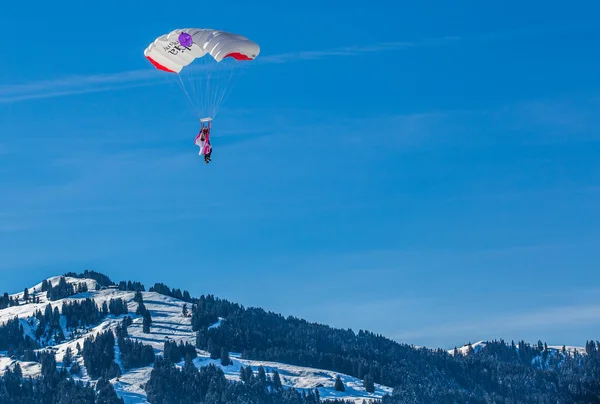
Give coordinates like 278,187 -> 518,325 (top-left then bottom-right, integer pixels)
335,375 -> 345,392
244,365 -> 254,383
23,288 -> 29,303
96,376 -> 125,404
134,291 -> 143,304
63,347 -> 73,367
272,369 -> 282,390
142,310 -> 152,333
182,304 -> 188,317
136,301 -> 146,316
70,361 -> 82,376
239,365 -> 253,383
363,372 -> 374,393
220,347 -> 231,366
209,341 -> 220,360
257,365 -> 266,384
467,342 -> 474,355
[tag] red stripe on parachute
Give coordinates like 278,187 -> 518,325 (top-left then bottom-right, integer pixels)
224,52 -> 254,61
146,56 -> 176,73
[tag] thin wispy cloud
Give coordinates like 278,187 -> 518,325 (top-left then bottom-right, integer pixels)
0,36 -> 463,104
257,37 -> 457,64
2,22 -> 585,104
2,21 -> 587,105
0,82 -> 163,104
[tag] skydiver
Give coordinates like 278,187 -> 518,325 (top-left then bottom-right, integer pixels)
194,122 -> 212,164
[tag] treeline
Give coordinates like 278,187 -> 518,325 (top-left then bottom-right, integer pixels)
115,316 -> 155,370
134,291 -> 153,333
1,290 -> 41,309
145,358 -> 356,404
42,277 -> 89,301
163,339 -> 197,364
4,297 -> 131,350
585,340 -> 600,358
191,295 -> 418,386
190,294 -> 238,330
0,317 -> 39,357
64,270 -> 115,288
1,292 -> 21,309
379,340 -> 600,404
149,283 -> 193,303
82,330 -> 121,379
117,280 -> 145,292
5,270 -> 600,403
52,271 -> 145,292
0,350 -> 123,404
103,298 -> 129,317
186,294 -> 600,403
61,297 -> 128,330
62,298 -> 103,328
33,304 -> 65,343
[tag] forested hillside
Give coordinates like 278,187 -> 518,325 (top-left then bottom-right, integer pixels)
1,272 -> 599,404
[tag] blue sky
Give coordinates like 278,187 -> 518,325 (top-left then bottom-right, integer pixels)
1,0 -> 600,349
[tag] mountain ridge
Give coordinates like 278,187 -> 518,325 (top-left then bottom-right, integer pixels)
1,271 -> 599,404
2,273 -> 392,403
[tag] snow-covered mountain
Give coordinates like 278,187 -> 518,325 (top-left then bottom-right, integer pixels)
0,275 -> 392,403
448,340 -> 586,357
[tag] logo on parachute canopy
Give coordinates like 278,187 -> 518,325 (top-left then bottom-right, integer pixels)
163,41 -> 192,55
178,32 -> 193,47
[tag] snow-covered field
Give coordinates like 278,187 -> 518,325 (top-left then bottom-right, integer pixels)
1,276 -> 392,403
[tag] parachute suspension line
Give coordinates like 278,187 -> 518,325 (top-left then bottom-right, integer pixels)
144,28 -> 260,121
196,63 -> 207,118
157,68 -> 192,113
185,66 -> 197,114
202,61 -> 243,119
205,65 -> 212,119
207,62 -> 241,119
177,73 -> 200,117
214,63 -> 243,118
211,66 -> 223,118
194,67 -> 206,117
162,62 -> 243,120
212,66 -> 232,118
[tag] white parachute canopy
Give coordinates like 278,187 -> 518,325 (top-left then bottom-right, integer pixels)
144,28 -> 260,119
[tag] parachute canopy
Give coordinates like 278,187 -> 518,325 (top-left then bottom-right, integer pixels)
144,28 -> 260,119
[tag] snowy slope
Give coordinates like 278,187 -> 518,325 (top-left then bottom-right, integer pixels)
1,276 -> 391,404
448,340 -> 586,359
547,345 -> 586,355
448,341 -> 487,355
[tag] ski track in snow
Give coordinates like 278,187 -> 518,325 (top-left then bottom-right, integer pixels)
1,276 -> 392,403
